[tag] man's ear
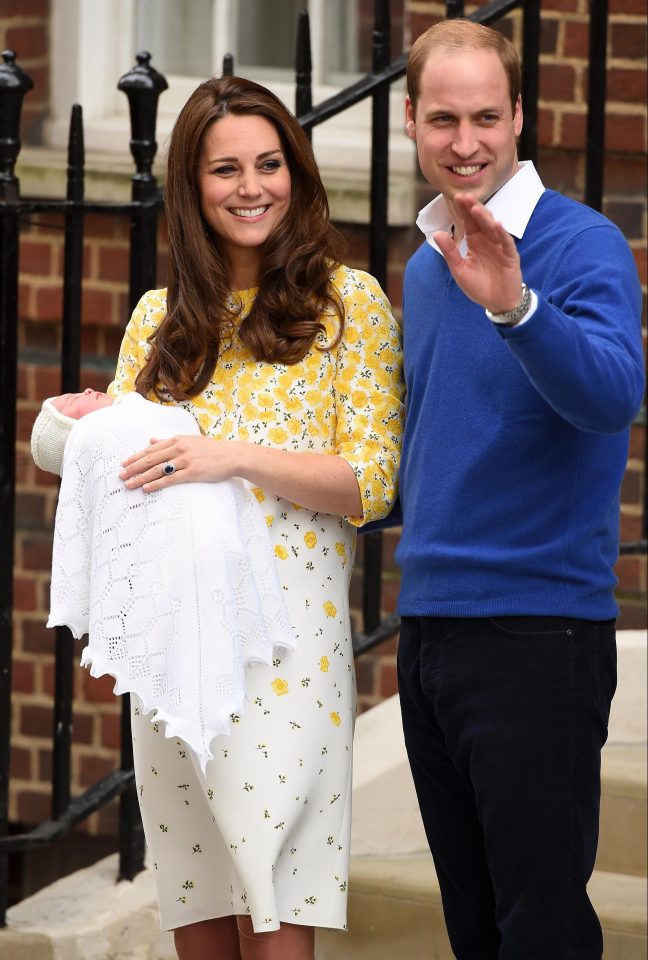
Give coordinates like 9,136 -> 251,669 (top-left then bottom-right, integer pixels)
514,95 -> 523,138
405,96 -> 416,140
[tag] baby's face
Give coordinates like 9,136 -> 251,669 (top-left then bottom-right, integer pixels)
53,389 -> 113,419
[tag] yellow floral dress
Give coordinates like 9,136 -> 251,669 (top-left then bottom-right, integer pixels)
109,264 -> 404,934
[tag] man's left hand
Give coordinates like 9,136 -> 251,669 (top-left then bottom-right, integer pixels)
433,192 -> 524,315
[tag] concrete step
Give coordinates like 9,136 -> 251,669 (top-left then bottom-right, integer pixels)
598,743 -> 647,877
315,858 -> 647,960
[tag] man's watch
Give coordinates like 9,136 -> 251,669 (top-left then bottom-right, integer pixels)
485,283 -> 533,326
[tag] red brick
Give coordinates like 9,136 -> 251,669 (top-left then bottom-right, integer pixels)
10,746 -> 32,780
12,658 -> 36,694
540,18 -> 560,55
610,0 -> 648,12
559,110 -> 587,149
83,670 -> 117,704
13,575 -> 37,612
96,801 -> 120,836
22,618 -> 54,655
603,154 -> 648,193
610,21 -> 647,59
628,424 -> 646,459
542,0 -> 579,10
16,491 -> 48,530
615,554 -> 645,592
6,0 -> 49,13
85,213 -> 129,242
605,113 -> 646,153
97,246 -> 130,284
562,20 -> 590,59
5,24 -> 47,59
34,366 -> 62,399
607,68 -> 648,104
620,512 -> 644,542
537,107 -> 556,147
35,285 -> 63,323
73,710 -> 95,746
617,599 -> 647,629
21,536 -> 52,572
16,789 -> 50,825
38,747 -> 52,781
20,240 -> 54,277
81,287 -> 117,326
631,247 -> 646,286
540,63 -> 579,102
19,703 -> 52,738
79,753 -> 116,787
378,661 -> 399,698
354,655 -> 375,696
100,713 -> 122,750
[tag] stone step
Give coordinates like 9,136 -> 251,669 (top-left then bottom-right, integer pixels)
315,858 -> 647,960
598,743 -> 647,877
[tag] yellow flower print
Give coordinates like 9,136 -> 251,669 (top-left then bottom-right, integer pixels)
257,391 -> 274,408
323,601 -> 337,618
285,396 -> 302,412
265,516 -> 274,527
305,390 -> 321,406
351,390 -> 368,408
335,542 -> 347,563
274,545 -> 289,560
287,418 -> 301,436
345,325 -> 360,344
330,712 -> 342,726
304,531 -> 317,549
272,678 -> 289,696
319,656 -> 329,672
251,488 -> 265,503
268,427 -> 289,445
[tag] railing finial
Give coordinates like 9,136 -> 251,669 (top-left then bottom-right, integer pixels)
118,51 -> 168,183
0,49 -> 34,198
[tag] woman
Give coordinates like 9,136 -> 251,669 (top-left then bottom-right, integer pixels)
112,75 -> 403,960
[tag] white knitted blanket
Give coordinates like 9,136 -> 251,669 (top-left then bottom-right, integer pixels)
48,393 -> 296,772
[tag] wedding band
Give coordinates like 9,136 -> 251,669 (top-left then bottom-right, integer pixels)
162,461 -> 176,476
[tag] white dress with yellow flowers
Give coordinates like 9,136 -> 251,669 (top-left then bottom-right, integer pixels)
108,264 -> 403,934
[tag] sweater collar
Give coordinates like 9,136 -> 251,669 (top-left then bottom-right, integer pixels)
416,161 -> 546,256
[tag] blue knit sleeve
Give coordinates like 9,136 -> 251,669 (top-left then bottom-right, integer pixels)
499,220 -> 644,434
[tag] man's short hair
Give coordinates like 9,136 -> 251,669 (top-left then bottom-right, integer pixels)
407,18 -> 522,116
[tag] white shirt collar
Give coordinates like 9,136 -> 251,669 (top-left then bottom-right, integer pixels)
416,161 -> 545,256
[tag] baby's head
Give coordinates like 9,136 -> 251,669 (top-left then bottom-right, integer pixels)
31,389 -> 113,475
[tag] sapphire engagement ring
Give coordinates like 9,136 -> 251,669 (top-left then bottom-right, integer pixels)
162,461 -> 176,476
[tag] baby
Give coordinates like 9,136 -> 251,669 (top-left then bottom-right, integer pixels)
31,390 -> 296,773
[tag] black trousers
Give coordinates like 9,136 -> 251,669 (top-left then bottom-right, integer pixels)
397,615 -> 616,960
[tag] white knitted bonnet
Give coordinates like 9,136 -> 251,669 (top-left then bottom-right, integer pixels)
31,398 -> 76,476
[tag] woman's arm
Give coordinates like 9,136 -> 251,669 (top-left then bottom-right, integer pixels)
119,434 -> 363,518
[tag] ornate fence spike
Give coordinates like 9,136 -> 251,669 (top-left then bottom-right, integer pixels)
295,10 -> 313,124
0,50 -> 34,197
118,51 -> 168,183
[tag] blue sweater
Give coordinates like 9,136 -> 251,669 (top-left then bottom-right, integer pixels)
396,189 -> 645,619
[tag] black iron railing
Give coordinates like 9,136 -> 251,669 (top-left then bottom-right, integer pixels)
0,0 -> 643,930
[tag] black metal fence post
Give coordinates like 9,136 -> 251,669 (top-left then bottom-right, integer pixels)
118,51 -> 168,310
295,10 -> 313,140
585,0 -> 608,212
51,104 -> 86,821
0,49 -> 33,929
363,0 -> 393,637
520,0 -> 541,166
116,51 -> 168,881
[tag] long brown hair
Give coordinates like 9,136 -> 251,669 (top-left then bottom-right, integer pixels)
137,75 -> 344,401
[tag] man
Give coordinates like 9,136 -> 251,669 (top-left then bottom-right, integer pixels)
395,18 -> 644,959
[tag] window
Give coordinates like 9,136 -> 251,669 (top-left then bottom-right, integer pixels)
46,0 -> 415,219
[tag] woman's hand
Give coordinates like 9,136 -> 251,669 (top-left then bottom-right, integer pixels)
119,435 -> 243,491
119,434 -> 363,519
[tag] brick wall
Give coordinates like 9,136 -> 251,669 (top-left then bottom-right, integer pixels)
3,0 -> 646,831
